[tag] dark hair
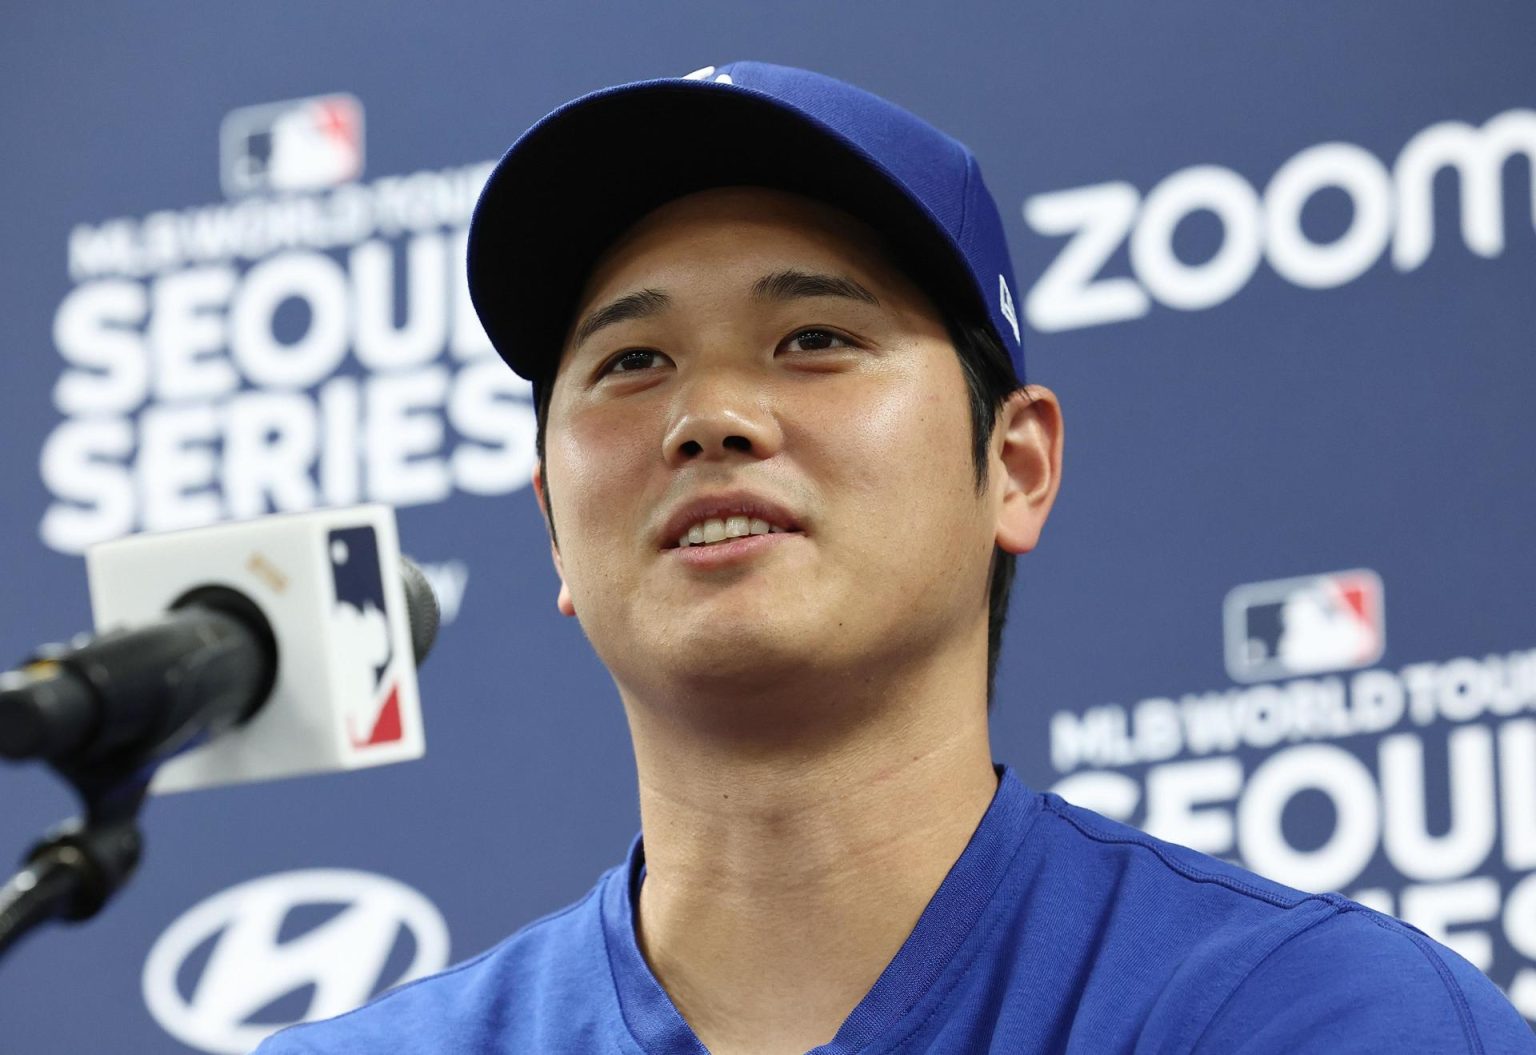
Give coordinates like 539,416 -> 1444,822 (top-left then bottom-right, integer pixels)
533,314 -> 1023,707
947,319 -> 1025,708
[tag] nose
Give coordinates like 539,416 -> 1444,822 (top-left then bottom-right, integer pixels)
661,367 -> 783,467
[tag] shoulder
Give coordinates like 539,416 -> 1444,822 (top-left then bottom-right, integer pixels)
1189,906 -> 1536,1053
1029,795 -> 1532,1051
253,876 -> 621,1054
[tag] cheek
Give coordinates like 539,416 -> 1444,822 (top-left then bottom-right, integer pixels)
801,369 -> 979,545
834,358 -> 973,475
550,404 -> 656,514
542,405 -> 661,613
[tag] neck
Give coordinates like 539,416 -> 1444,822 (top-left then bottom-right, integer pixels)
621,658 -> 997,1055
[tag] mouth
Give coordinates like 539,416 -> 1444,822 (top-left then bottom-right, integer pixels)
659,495 -> 804,551
672,515 -> 796,549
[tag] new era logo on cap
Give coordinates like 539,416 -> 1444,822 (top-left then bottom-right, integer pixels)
999,275 -> 1020,342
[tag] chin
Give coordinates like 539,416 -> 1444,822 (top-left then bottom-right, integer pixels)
612,623 -> 827,696
678,625 -> 809,682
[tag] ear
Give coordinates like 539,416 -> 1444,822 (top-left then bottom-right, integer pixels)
531,462 -> 577,618
993,385 -> 1064,555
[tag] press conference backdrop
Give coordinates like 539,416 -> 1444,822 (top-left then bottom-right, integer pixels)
2,3 -> 1533,1051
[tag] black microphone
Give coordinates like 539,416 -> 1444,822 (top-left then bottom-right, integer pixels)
0,560 -> 438,770
0,508 -> 441,961
3,507 -> 440,792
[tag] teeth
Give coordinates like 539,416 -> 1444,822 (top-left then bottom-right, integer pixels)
677,515 -> 790,547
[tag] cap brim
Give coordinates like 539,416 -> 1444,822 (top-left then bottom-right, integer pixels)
467,79 -> 984,391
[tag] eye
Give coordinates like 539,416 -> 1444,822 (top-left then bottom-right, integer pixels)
782,328 -> 854,354
600,348 -> 669,376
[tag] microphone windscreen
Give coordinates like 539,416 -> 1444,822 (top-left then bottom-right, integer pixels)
399,557 -> 440,666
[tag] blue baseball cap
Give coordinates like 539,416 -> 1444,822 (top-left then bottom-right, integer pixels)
466,61 -> 1026,398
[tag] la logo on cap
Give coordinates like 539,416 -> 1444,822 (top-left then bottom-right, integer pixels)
681,65 -> 733,84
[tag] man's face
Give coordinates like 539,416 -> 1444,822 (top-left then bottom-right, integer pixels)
537,187 -> 1008,708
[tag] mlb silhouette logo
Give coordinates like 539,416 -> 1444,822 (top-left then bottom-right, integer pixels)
1223,569 -> 1385,683
221,93 -> 364,196
328,525 -> 405,749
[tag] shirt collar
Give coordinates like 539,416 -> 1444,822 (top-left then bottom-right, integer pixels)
599,765 -> 1043,1054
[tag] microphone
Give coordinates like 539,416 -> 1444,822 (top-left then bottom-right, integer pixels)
0,505 -> 434,792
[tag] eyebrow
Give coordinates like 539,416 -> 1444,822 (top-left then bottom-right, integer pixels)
571,288 -> 671,348
750,269 -> 880,307
570,269 -> 880,349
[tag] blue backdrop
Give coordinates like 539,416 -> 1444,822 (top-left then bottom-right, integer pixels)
3,3 -> 1533,1051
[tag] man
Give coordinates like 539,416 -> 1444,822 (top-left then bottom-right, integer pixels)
259,62 -> 1533,1053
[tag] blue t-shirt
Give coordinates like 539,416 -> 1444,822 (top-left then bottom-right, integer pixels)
258,767 -> 1534,1053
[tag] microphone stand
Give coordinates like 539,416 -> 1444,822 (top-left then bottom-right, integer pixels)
0,561 -> 432,962
0,752 -> 152,962
0,594 -> 272,964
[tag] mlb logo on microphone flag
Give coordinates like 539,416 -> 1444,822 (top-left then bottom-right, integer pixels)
328,525 -> 405,749
1223,569 -> 1385,683
87,505 -> 425,794
220,93 -> 363,196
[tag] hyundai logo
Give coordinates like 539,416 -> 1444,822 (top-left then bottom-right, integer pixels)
142,868 -> 450,1054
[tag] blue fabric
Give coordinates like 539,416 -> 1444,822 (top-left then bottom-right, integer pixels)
257,768 -> 1535,1053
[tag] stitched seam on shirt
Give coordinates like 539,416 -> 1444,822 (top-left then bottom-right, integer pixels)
859,804 -> 1047,1055
1044,797 -> 1306,908
1357,907 -> 1486,1055
1186,902 -> 1486,1054
597,875 -> 680,1055
1184,905 -> 1346,1052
